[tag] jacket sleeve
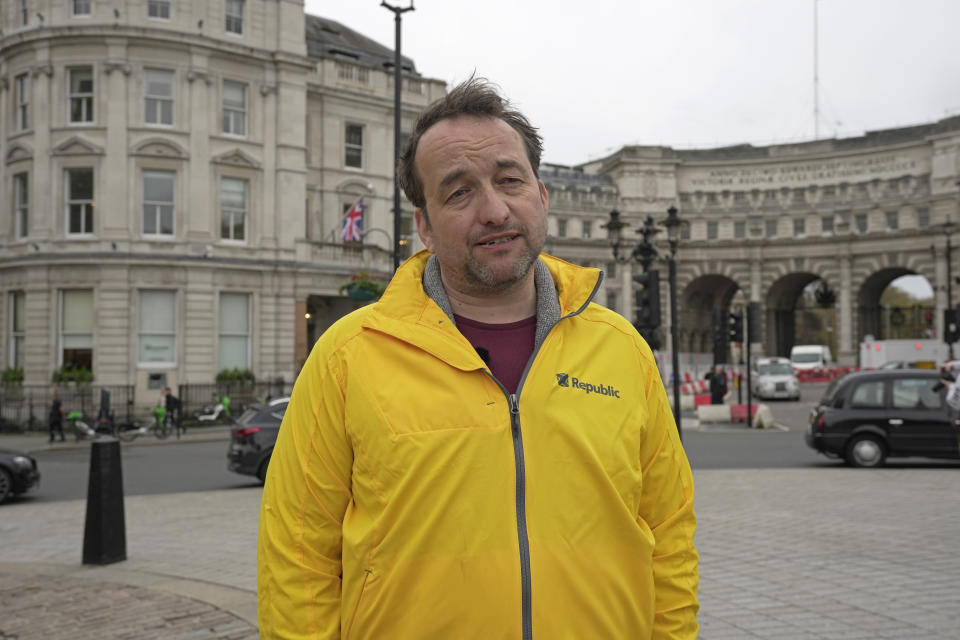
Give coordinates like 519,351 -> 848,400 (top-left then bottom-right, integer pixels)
636,345 -> 699,639
258,346 -> 353,640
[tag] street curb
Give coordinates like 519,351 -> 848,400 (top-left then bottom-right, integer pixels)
1,427 -> 231,455
0,560 -> 258,629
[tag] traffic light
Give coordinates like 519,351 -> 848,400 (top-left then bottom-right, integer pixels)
945,308 -> 959,343
728,311 -> 744,343
712,309 -> 727,364
633,269 -> 661,330
748,301 -> 763,343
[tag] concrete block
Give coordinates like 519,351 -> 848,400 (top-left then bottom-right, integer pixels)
697,404 -> 732,422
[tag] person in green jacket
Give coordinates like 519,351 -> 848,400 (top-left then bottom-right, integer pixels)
258,77 -> 699,640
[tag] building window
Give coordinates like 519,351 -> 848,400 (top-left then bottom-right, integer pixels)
606,262 -> 617,279
765,219 -> 777,238
66,168 -> 94,235
14,173 -> 29,239
147,0 -> 170,19
218,292 -> 250,370
707,221 -> 718,240
680,223 -> 690,241
15,73 -> 30,130
20,0 -> 29,26
68,67 -> 94,123
9,292 -> 26,368
557,219 -> 567,238
138,290 -> 176,365
220,177 -> 248,241
582,220 -> 593,239
917,208 -> 929,228
144,69 -> 174,126
821,215 -> 834,235
222,81 -> 247,136
72,0 -> 91,16
143,170 -> 175,236
855,213 -> 868,233
793,218 -> 805,237
336,62 -> 370,84
734,221 -> 746,239
606,292 -> 618,312
61,289 -> 93,371
345,123 -> 363,169
886,210 -> 899,231
225,0 -> 244,34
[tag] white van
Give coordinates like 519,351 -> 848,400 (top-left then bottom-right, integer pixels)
790,344 -> 833,371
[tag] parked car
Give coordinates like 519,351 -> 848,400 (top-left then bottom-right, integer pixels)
752,357 -> 801,401
227,396 -> 289,483
790,344 -> 833,371
0,449 -> 41,504
806,370 -> 960,467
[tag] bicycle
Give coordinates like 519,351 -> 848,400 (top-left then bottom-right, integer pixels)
66,410 -> 97,441
115,406 -> 175,442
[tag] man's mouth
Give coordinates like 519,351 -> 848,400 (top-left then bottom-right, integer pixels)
477,234 -> 519,247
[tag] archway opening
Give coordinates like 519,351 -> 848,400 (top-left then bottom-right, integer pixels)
858,270 -> 934,342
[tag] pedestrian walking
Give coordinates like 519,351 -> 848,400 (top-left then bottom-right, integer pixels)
161,387 -> 182,434
710,365 -> 727,405
258,78 -> 699,639
48,392 -> 65,443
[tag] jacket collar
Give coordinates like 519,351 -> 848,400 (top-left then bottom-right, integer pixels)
363,250 -> 603,369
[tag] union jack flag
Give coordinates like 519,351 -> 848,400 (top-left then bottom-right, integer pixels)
340,198 -> 364,243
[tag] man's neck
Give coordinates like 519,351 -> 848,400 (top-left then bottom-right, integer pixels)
442,273 -> 537,324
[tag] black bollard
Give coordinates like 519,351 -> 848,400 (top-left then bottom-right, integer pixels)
83,436 -> 127,565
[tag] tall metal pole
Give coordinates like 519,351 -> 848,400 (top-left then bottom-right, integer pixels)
382,2 -> 415,272
669,246 -> 682,439
948,229 -> 954,359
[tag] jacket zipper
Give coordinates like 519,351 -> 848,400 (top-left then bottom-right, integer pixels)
485,269 -> 604,640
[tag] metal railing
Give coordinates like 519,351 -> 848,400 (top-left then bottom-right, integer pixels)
0,385 -> 135,432
178,379 -> 292,420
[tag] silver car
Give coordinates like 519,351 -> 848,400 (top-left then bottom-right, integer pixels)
752,357 -> 801,401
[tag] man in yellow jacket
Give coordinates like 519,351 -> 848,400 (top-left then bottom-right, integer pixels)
258,78 -> 699,639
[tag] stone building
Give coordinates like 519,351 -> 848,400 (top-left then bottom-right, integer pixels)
0,0 -> 442,399
3,1 -> 960,398
549,118 -> 960,365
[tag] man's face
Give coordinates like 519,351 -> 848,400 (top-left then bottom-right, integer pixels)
414,115 -> 548,297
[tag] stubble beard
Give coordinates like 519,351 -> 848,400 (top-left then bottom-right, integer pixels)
461,224 -> 546,294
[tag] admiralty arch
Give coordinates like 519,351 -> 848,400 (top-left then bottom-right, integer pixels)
544,115 -> 960,366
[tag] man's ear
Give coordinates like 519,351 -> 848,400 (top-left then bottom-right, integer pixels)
539,180 -> 549,213
414,208 -> 434,252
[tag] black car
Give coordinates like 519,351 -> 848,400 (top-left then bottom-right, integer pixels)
0,449 -> 41,503
807,369 -> 960,467
227,397 -> 289,482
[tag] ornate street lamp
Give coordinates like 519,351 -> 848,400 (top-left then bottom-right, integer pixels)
659,205 -> 688,439
943,219 -> 956,358
381,1 -> 415,272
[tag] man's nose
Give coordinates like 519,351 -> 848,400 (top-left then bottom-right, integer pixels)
476,187 -> 511,225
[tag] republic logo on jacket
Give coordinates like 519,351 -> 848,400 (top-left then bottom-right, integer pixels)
556,372 -> 621,398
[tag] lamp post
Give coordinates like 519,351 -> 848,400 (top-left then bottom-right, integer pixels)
944,219 -> 956,358
603,210 -> 669,405
381,1 -> 415,272
660,206 -> 687,439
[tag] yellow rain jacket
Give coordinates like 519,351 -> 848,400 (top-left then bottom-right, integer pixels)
258,251 -> 698,639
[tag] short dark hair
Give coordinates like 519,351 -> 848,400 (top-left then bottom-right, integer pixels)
398,77 -> 543,217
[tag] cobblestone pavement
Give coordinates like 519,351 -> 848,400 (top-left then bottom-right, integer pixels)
1,455 -> 959,638
0,568 -> 257,640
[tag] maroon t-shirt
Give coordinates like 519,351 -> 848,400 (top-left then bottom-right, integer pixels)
454,314 -> 536,394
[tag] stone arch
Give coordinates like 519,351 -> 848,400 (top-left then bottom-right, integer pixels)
856,267 -> 933,341
131,137 -> 189,159
679,273 -> 742,353
5,142 -> 33,165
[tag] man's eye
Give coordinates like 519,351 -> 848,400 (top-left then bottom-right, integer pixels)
447,188 -> 468,202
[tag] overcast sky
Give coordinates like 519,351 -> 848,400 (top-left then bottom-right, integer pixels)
306,0 -> 960,168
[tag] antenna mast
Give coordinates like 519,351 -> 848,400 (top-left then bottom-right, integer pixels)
814,0 -> 820,139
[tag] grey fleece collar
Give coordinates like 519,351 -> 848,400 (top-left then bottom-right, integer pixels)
422,254 -> 562,352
